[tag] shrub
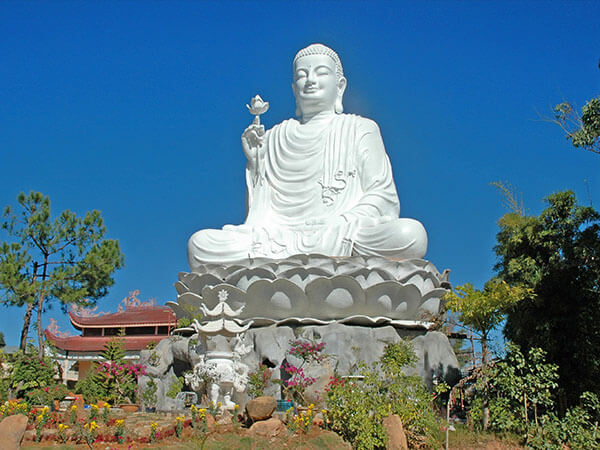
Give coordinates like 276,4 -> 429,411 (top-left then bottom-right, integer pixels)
9,352 -> 56,397
167,376 -> 184,399
247,364 -> 272,398
326,341 -> 441,449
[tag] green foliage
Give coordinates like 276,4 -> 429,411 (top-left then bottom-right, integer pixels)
553,96 -> 600,154
25,384 -> 69,405
495,190 -> 600,406
96,337 -> 145,404
326,341 -> 441,449
101,334 -> 126,362
466,344 -> 599,448
0,331 -> 5,347
74,367 -> 105,404
0,191 -> 124,354
167,375 -> 184,399
141,377 -> 158,407
247,364 -> 272,398
9,351 -> 56,397
444,280 -> 530,365
491,343 -> 558,424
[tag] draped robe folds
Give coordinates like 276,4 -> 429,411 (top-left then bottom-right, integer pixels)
187,113 -> 427,266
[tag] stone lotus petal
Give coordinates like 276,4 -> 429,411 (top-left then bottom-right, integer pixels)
401,271 -> 440,296
305,276 -> 365,319
201,285 -> 247,311
178,273 -> 223,294
364,282 -> 422,319
243,279 -> 308,319
346,268 -> 394,288
171,255 -> 449,328
225,268 -> 276,291
166,300 -> 192,319
279,267 -> 332,289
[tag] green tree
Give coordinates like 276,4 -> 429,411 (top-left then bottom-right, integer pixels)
553,96 -> 600,155
445,280 -> 530,367
492,343 -> 559,429
444,279 -> 530,429
0,331 -> 5,347
0,191 -> 124,356
495,190 -> 600,407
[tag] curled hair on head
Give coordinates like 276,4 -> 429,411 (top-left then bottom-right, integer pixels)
294,43 -> 344,81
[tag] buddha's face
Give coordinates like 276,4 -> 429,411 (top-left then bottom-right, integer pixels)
292,54 -> 346,119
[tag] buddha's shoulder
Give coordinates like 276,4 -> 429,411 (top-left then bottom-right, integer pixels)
337,114 -> 381,133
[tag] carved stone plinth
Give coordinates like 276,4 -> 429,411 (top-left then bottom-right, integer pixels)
168,254 -> 450,329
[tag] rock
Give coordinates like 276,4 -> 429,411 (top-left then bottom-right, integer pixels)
246,396 -> 277,421
242,324 -> 461,391
410,331 -> 462,388
0,414 -> 28,449
249,417 -> 285,437
312,411 -> 324,427
383,414 -> 408,450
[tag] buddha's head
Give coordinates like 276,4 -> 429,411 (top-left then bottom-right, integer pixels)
292,43 -> 347,120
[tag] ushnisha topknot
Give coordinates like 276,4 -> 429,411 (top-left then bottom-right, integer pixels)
294,43 -> 344,81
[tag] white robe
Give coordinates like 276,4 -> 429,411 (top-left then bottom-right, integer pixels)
188,112 -> 426,266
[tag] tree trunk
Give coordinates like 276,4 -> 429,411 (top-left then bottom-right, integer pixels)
36,290 -> 47,358
36,257 -> 49,359
19,261 -> 38,352
19,301 -> 34,351
481,335 -> 490,430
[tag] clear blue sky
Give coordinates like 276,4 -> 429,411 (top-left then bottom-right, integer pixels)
1,1 -> 598,346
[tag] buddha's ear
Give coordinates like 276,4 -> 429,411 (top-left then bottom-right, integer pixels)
335,77 -> 347,114
337,77 -> 347,95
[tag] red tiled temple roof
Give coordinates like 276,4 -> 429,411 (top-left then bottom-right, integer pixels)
68,306 -> 176,330
45,330 -> 168,352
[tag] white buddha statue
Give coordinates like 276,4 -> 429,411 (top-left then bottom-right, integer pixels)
188,44 -> 427,268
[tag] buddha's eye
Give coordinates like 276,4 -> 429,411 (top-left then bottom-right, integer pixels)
295,70 -> 308,80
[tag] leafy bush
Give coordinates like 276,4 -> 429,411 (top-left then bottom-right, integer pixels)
167,376 -> 184,399
247,364 -> 272,398
465,344 -> 599,448
142,377 -> 158,408
74,368 -> 105,404
9,352 -> 56,397
25,384 -> 69,405
326,341 -> 441,449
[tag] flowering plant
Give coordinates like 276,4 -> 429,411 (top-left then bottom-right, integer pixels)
57,423 -> 69,443
277,339 -> 327,405
150,422 -> 159,443
35,406 -> 50,442
69,404 -> 77,423
288,341 -> 327,363
281,363 -> 317,404
191,404 -> 207,431
89,403 -> 99,421
0,400 -> 30,418
175,415 -> 185,437
82,420 -> 99,446
114,418 -> 125,443
102,403 -> 110,423
96,361 -> 146,404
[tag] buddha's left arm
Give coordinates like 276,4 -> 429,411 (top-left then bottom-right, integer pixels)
341,120 -> 401,223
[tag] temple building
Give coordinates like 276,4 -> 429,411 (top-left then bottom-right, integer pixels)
45,305 -> 177,385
